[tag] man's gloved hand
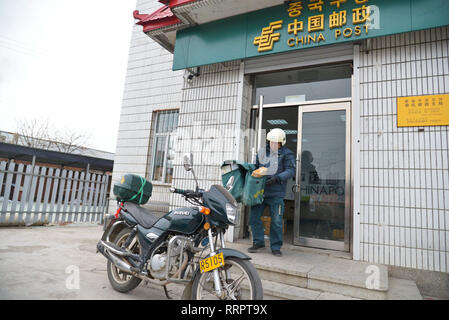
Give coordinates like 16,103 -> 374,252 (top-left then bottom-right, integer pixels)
265,175 -> 280,186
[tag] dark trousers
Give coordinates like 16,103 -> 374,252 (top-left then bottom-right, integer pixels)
249,197 -> 284,251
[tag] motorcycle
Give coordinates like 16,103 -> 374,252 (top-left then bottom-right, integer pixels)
97,153 -> 263,300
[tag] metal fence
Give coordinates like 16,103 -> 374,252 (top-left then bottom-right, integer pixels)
0,160 -> 110,226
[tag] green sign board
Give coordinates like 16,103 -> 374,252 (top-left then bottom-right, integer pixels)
173,0 -> 449,70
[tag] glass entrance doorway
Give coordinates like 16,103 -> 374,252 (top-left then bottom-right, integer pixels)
294,103 -> 351,251
255,101 -> 351,251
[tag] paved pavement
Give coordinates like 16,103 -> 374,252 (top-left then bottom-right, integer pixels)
2,224 -> 442,301
0,224 -> 182,300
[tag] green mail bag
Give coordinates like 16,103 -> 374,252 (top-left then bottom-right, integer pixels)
221,160 -> 266,206
241,172 -> 266,207
221,161 -> 255,202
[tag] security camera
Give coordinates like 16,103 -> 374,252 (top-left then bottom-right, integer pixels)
183,73 -> 195,82
184,67 -> 200,83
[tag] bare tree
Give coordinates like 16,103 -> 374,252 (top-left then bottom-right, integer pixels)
15,117 -> 91,154
52,129 -> 91,153
16,118 -> 52,149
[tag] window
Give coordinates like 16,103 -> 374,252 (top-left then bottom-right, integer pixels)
253,63 -> 352,105
150,110 -> 179,184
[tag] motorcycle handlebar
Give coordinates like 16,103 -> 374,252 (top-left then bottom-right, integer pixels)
169,187 -> 202,198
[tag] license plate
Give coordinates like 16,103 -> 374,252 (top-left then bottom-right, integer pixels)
199,252 -> 225,273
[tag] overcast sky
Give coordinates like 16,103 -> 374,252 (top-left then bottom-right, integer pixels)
0,0 -> 137,153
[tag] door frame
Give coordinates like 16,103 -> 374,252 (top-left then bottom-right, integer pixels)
293,101 -> 352,252
250,98 -> 352,252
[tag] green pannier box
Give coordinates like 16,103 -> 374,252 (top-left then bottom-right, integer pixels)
113,174 -> 152,205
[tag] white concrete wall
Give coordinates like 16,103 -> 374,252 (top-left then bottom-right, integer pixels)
168,61 -> 249,241
357,27 -> 449,273
113,0 -> 449,272
112,0 -> 249,222
110,0 -> 183,213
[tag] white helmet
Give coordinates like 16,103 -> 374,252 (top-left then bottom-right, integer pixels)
267,128 -> 286,146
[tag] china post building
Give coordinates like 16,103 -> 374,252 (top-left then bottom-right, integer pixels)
114,0 -> 449,296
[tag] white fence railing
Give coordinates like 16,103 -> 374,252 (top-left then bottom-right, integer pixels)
0,160 -> 110,226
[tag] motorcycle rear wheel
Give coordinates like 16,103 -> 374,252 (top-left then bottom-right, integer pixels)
107,227 -> 142,293
191,257 -> 263,300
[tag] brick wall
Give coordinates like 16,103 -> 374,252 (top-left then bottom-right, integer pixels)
113,1 -> 449,270
110,0 -> 183,214
358,27 -> 449,273
169,62 -> 240,200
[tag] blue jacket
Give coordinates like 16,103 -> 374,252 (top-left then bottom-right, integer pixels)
255,144 -> 296,199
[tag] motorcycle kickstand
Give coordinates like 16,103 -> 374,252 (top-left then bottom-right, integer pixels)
163,285 -> 173,300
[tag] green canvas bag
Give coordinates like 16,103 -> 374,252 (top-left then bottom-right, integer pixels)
241,171 -> 266,207
221,161 -> 256,202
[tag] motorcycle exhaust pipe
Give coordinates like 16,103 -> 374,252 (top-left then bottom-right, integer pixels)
97,241 -> 133,274
98,240 -> 141,269
99,245 -> 164,284
103,241 -> 127,256
97,241 -> 191,287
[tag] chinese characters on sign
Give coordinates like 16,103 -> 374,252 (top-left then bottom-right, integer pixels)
255,0 -> 372,52
397,94 -> 449,127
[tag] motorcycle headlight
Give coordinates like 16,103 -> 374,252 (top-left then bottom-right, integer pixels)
225,203 -> 239,224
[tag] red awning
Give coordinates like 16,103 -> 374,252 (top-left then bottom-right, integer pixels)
133,5 -> 181,33
159,0 -> 198,7
134,0 -> 284,53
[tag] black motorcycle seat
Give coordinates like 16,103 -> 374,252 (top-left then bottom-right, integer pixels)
123,202 -> 160,229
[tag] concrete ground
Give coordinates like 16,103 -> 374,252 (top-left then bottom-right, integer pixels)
0,224 -> 444,301
0,224 -> 181,300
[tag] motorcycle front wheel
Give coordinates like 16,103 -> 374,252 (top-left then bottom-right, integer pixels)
191,257 -> 263,300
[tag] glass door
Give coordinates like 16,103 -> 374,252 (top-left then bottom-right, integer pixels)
293,102 -> 351,251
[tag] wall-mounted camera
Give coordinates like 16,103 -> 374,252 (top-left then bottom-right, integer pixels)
184,67 -> 200,83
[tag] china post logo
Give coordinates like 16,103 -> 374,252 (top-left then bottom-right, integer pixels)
253,20 -> 283,52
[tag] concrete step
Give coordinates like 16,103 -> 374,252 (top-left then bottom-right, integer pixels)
153,278 -> 422,300
227,241 -> 389,300
148,240 -> 423,300
151,277 -> 422,300
261,279 -> 360,300
387,277 -> 423,300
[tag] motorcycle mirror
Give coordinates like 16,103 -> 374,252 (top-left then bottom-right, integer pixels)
183,152 -> 200,191
183,153 -> 193,171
